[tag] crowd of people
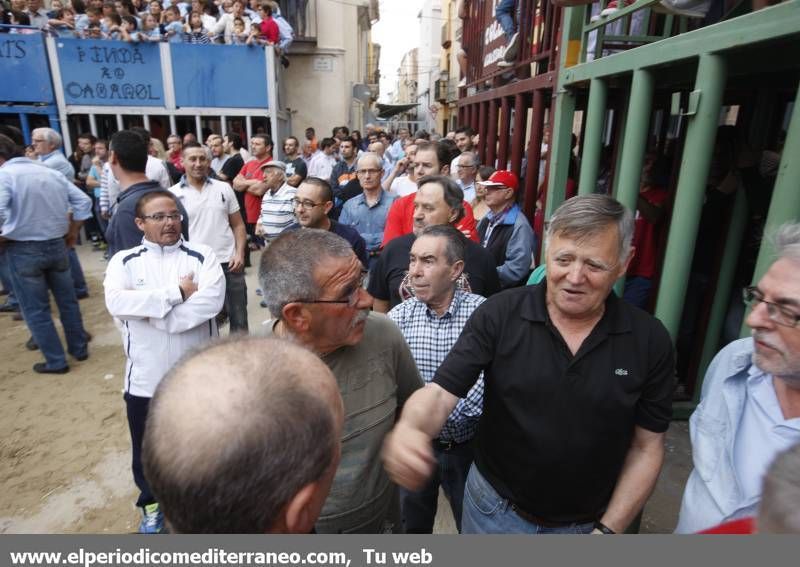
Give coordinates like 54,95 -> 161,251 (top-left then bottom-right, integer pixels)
1,0 -> 296,60
0,118 -> 798,536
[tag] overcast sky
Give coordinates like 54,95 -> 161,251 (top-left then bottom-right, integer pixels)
372,0 -> 424,102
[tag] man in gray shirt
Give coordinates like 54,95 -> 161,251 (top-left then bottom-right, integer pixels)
260,228 -> 423,533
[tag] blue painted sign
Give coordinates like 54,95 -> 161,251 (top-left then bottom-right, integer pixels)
0,34 -> 55,104
171,44 -> 268,109
55,38 -> 164,106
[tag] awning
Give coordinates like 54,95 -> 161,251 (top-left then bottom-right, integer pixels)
375,102 -> 419,119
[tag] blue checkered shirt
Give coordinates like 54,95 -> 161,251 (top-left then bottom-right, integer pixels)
388,290 -> 485,443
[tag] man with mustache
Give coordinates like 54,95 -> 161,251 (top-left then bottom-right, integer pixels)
676,222 -> 800,533
259,229 -> 423,533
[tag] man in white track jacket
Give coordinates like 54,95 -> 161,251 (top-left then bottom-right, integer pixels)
104,189 -> 225,534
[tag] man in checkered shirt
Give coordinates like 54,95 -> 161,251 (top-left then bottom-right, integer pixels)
387,224 -> 485,533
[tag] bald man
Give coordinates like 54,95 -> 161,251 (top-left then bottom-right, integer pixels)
142,337 -> 344,534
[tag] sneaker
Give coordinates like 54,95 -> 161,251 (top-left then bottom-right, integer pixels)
458,78 -> 467,87
600,0 -> 633,16
502,31 -> 520,62
0,302 -> 20,313
26,336 -> 38,351
139,503 -> 166,534
33,362 -> 69,374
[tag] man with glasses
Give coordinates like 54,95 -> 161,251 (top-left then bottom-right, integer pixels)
104,189 -> 225,534
676,222 -> 800,533
339,153 -> 396,267
260,229 -> 422,533
288,177 -> 368,267
455,151 -> 478,202
477,170 -> 535,288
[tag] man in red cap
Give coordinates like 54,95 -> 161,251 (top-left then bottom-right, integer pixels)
476,170 -> 536,288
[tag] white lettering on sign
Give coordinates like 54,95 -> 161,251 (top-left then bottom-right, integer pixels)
483,46 -> 505,68
313,57 -> 334,72
483,20 -> 504,46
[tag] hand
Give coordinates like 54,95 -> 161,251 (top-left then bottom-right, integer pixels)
395,157 -> 409,174
179,272 -> 198,300
228,253 -> 245,273
64,231 -> 78,248
381,422 -> 436,492
254,223 -> 264,236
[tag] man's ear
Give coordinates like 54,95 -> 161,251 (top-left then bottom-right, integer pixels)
134,217 -> 146,233
441,164 -> 450,176
282,483 -> 318,534
618,246 -> 636,279
449,259 -> 465,283
323,201 -> 334,216
281,302 -> 311,334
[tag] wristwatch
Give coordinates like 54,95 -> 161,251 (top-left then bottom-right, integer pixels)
593,521 -> 615,534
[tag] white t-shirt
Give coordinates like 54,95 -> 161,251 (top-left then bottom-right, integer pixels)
169,178 -> 240,263
390,175 -> 418,197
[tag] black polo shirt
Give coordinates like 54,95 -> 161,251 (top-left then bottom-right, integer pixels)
432,283 -> 674,524
367,232 -> 501,309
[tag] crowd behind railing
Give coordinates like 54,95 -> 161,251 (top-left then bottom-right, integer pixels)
0,0 -> 299,60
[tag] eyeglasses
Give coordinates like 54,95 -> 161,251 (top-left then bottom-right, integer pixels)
299,272 -> 367,308
141,213 -> 184,223
743,286 -> 800,327
457,164 -> 476,169
357,168 -> 382,176
292,198 -> 326,210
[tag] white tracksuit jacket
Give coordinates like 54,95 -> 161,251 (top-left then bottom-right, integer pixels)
104,237 -> 226,398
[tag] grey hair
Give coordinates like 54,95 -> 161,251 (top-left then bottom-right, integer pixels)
418,224 -> 467,266
416,175 -> 465,224
458,151 -> 478,167
357,152 -> 382,170
259,229 -> 355,319
772,222 -> 800,264
757,442 -> 800,534
33,127 -> 62,149
547,194 -> 634,261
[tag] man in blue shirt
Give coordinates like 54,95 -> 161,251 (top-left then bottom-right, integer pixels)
339,153 -> 396,267
32,127 -> 89,299
0,134 -> 93,374
388,224 -> 485,533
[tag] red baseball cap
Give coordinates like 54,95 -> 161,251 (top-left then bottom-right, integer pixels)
481,170 -> 519,191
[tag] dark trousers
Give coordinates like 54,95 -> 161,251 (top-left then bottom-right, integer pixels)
400,439 -> 474,533
221,262 -> 248,333
124,392 -> 156,509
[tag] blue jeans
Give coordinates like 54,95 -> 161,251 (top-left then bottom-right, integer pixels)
495,0 -> 517,39
68,247 -> 88,297
461,465 -> 595,534
124,392 -> 156,509
5,239 -> 88,369
222,262 -> 248,333
0,248 -> 19,307
400,439 -> 474,533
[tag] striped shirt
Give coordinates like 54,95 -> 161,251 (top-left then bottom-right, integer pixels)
258,182 -> 297,242
388,289 -> 486,443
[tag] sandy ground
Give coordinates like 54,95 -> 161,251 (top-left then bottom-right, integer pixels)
0,243 -> 692,534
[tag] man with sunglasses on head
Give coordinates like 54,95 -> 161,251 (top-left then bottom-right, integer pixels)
104,189 -> 225,535
676,222 -> 800,533
259,229 -> 422,533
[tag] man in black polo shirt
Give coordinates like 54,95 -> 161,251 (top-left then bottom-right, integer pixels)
368,175 -> 500,312
383,194 -> 674,534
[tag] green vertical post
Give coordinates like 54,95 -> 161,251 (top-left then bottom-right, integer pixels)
546,5 -> 584,218
695,188 -> 747,402
746,80 -> 800,288
655,54 -> 727,339
740,79 -> 800,336
579,78 -> 608,195
615,69 -> 654,213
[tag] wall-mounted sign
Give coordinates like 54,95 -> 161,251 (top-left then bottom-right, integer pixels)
0,34 -> 54,104
313,57 -> 334,73
482,0 -> 507,76
55,39 -> 164,106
